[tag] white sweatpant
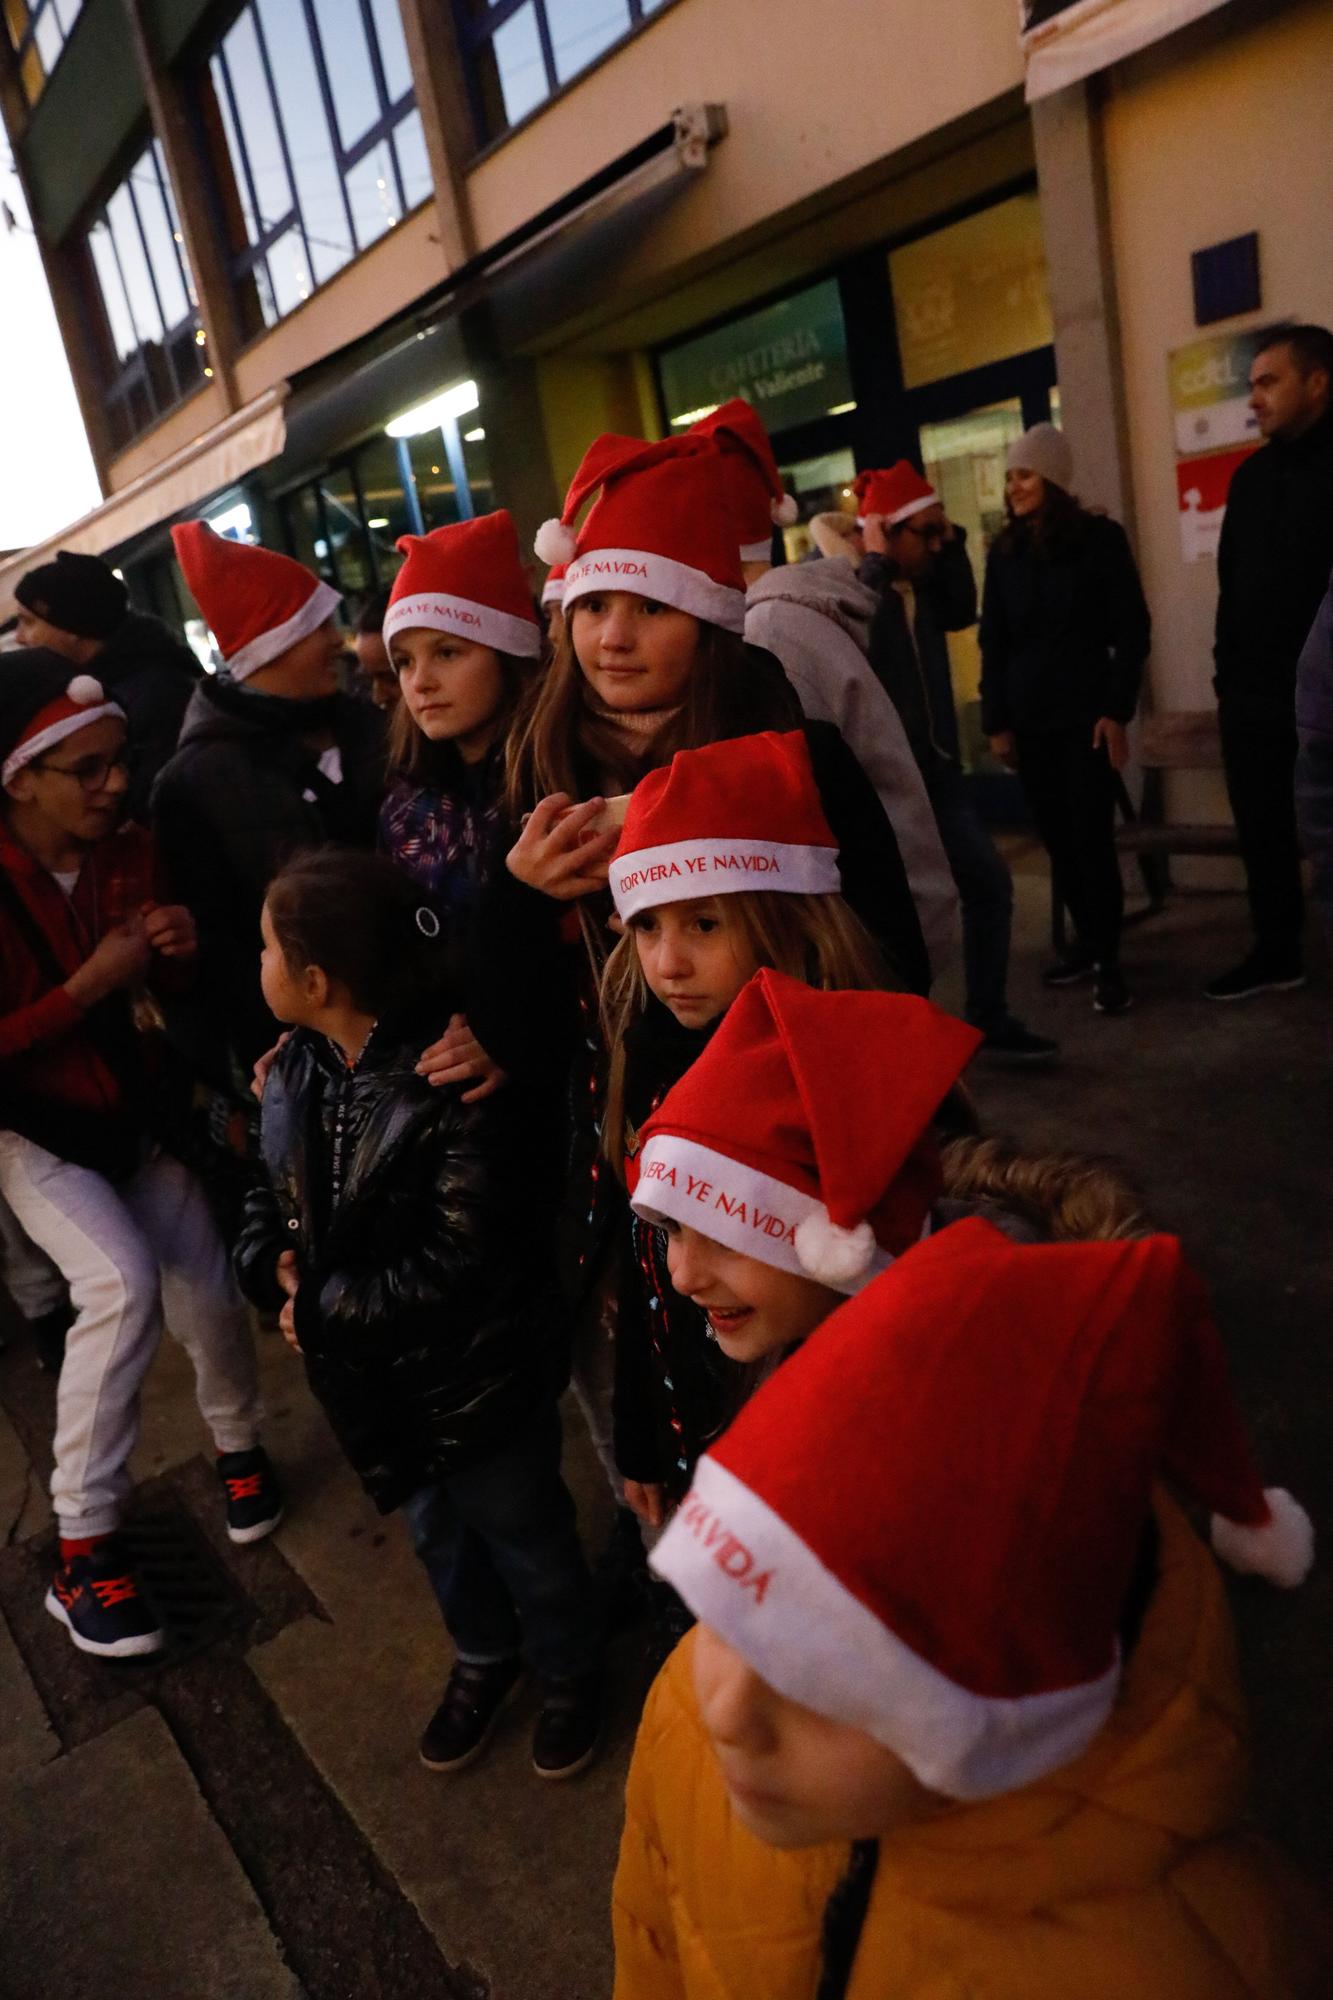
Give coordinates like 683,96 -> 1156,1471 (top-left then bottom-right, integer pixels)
0,1188 -> 64,1320
0,1134 -> 262,1538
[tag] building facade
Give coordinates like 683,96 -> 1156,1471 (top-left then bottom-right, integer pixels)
1,0 -> 1330,811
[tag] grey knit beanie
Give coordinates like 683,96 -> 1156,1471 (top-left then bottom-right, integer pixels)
1005,423 -> 1073,493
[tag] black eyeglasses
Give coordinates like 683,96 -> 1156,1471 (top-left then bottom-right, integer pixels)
32,752 -> 130,792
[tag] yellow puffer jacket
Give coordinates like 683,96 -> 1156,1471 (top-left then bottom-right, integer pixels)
612,1496 -> 1317,1999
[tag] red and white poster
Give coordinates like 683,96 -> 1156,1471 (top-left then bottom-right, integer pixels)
1175,444 -> 1257,564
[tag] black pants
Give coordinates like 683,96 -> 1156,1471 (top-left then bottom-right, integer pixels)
1218,702 -> 1304,959
1016,728 -> 1124,968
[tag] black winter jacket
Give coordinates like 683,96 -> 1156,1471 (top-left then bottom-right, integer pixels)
151,677 -> 385,1078
978,514 -> 1150,736
860,534 -> 977,771
1214,408 -> 1333,718
95,610 -> 201,821
234,1016 -> 567,1511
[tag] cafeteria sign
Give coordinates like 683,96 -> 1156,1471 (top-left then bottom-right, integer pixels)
1168,328 -> 1266,561
659,280 -> 853,436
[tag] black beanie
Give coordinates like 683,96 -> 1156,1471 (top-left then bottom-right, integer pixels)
15,550 -> 128,641
0,649 -> 115,776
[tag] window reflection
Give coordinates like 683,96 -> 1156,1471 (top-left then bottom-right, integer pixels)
456,0 -> 673,141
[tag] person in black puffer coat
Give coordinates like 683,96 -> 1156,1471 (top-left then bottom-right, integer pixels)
233,847 -> 605,1781
980,423 -> 1150,1018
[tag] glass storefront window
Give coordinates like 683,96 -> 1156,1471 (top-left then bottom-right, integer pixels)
81,139 -> 205,451
199,0 -> 426,339
775,448 -> 856,563
889,192 -> 1053,391
658,279 -> 854,438
454,0 -> 675,143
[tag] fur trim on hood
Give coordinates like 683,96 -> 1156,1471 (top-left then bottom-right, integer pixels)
745,556 -> 877,654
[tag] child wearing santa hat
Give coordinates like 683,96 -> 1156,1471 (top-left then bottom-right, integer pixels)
0,652 -> 276,1659
152,524 -> 385,1082
689,400 -> 956,980
599,732 -> 908,1540
613,1220 -> 1316,2000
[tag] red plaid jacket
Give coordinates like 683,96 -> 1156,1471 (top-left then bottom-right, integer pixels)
0,820 -> 169,1120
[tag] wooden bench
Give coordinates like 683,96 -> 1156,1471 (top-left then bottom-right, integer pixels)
1051,710 -> 1238,951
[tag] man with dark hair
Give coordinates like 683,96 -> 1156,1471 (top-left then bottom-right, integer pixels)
1208,321 -> 1333,1000
352,587 -> 398,712
15,550 -> 200,821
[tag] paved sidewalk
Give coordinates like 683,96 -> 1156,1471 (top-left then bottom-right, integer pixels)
1,870 -> 1329,2000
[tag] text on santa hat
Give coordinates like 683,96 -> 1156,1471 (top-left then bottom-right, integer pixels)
678,1495 -> 773,1603
567,558 -> 650,581
617,850 -> 783,895
408,597 -> 482,629
641,1160 -> 798,1244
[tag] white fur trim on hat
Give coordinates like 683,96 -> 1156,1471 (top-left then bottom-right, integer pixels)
794,1213 -> 876,1286
1211,1487 -> 1315,1589
739,537 -> 775,563
611,836 -> 841,922
886,490 -> 939,527
631,1135 -> 891,1296
651,1456 -> 1122,1801
773,492 -> 799,527
382,590 -> 542,658
562,548 -> 746,634
66,675 -> 107,706
224,578 -> 343,683
535,519 -> 577,565
2,700 -> 126,786
540,572 -> 565,607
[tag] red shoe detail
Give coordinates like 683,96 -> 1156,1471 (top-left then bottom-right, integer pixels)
60,1535 -> 109,1563
90,1574 -> 139,1610
225,1473 -> 264,1501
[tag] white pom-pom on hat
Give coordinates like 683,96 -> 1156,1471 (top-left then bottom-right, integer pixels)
1212,1487 -> 1315,1589
534,518 -> 577,566
771,492 -> 799,528
795,1212 -> 877,1287
66,675 -> 106,706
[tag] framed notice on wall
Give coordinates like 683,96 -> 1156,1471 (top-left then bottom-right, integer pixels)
1167,329 -> 1266,561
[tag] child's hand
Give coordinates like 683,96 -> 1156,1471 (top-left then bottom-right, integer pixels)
278,1296 -> 302,1354
275,1250 -> 300,1298
416,1014 -> 508,1102
64,923 -> 153,1007
140,902 -> 197,959
623,1479 -> 668,1531
506,793 -> 618,899
252,1032 -> 291,1101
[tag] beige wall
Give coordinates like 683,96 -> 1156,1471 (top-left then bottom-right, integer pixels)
468,0 -> 1023,287
1103,0 -> 1333,723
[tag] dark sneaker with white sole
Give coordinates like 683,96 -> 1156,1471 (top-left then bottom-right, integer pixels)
45,1541 -> 166,1658
533,1670 -> 604,1780
978,1017 -> 1059,1065
1204,953 -> 1306,1002
218,1447 -> 284,1544
1092,965 -> 1133,1015
420,1657 -> 524,1772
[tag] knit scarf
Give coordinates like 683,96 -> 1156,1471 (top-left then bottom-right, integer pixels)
579,691 -> 685,795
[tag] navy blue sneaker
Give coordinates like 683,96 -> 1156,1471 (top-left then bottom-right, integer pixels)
217,1447 -> 283,1545
45,1541 -> 165,1658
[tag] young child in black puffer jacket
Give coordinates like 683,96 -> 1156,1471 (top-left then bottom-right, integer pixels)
234,846 -> 604,1781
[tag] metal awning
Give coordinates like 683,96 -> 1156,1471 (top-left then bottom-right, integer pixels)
1021,0 -> 1235,100
0,387 -> 288,612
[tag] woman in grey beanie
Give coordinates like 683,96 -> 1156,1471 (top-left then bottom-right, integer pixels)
978,425 -> 1151,1017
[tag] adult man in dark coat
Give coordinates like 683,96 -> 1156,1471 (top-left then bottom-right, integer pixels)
1209,322 -> 1333,1000
151,525 -> 384,1085
15,549 -> 199,820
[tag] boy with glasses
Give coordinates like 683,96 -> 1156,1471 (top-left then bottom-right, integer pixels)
0,652 -> 277,1657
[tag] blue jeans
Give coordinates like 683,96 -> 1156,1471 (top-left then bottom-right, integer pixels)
401,1402 -> 603,1684
926,762 -> 1015,1030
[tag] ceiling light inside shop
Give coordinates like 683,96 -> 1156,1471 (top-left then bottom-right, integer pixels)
385,380 -> 480,437
463,428 -> 485,442
669,403 -> 721,427
367,517 -> 390,528
827,401 -> 856,416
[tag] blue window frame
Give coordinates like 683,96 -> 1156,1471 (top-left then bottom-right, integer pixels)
81,138 -> 206,451
4,0 -> 83,106
200,0 -> 431,337
451,0 -> 675,144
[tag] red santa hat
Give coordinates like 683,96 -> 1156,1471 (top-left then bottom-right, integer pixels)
610,732 -> 840,922
533,433 -> 746,633
852,463 -> 938,528
1,665 -> 125,786
540,563 -> 567,608
383,511 -> 543,658
652,1219 -> 1314,1801
171,522 -> 342,682
629,967 -> 981,1291
687,399 -> 799,561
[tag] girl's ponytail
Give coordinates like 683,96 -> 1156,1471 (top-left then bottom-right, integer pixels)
265,846 -> 449,1018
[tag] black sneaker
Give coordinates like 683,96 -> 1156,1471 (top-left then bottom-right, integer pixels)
217,1447 -> 283,1545
45,1540 -> 166,1659
1093,965 -> 1133,1015
1204,953 -> 1306,1002
532,1670 -> 603,1780
1042,950 -> 1096,988
420,1657 -> 524,1772
977,1017 -> 1059,1066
